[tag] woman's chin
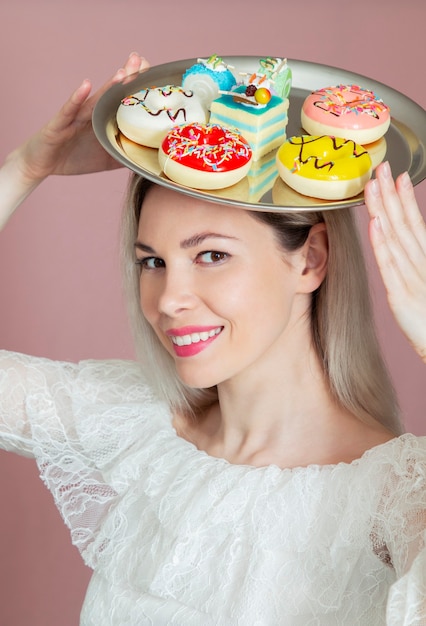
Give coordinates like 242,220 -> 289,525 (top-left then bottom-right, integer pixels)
175,364 -> 222,391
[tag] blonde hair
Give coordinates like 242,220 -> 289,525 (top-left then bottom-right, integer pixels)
121,174 -> 402,434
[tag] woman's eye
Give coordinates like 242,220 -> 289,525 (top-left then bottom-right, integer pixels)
197,251 -> 229,264
135,257 -> 165,270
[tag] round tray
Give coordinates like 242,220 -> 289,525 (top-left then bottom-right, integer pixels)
93,56 -> 426,212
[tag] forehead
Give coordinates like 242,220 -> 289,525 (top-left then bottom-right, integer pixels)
138,185 -> 260,236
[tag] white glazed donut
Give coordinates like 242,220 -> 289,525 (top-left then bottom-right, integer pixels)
276,135 -> 372,200
301,84 -> 390,145
116,85 -> 208,148
159,122 -> 253,190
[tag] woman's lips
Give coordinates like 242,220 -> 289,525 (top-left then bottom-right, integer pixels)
166,326 -> 223,357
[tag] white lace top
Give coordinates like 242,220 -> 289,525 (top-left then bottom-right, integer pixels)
0,350 -> 425,625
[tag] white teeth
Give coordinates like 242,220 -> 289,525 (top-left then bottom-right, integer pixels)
171,327 -> 221,346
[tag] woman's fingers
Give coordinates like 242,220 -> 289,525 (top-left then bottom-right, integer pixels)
45,79 -> 93,135
364,163 -> 426,362
122,52 -> 150,76
110,53 -> 150,85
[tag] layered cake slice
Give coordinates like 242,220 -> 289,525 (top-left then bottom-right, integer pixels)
209,66 -> 290,162
246,149 -> 279,202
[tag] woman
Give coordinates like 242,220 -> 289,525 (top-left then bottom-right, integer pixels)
1,54 -> 425,624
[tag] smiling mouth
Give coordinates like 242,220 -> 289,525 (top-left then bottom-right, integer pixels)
170,327 -> 222,347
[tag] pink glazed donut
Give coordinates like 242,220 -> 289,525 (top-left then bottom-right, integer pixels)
301,84 -> 390,145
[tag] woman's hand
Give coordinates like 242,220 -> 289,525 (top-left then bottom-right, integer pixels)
0,53 -> 149,229
364,162 -> 426,363
17,52 -> 149,181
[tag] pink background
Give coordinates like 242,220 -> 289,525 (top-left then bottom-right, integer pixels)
0,1 -> 425,623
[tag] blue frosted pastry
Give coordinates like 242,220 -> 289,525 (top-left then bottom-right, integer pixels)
182,55 -> 236,108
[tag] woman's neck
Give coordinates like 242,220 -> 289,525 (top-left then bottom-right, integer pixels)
204,345 -> 336,464
175,341 -> 394,469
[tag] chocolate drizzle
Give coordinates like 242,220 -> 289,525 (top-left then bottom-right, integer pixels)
311,85 -> 387,119
120,87 -> 196,123
290,135 -> 368,172
314,99 -> 381,120
146,107 -> 188,122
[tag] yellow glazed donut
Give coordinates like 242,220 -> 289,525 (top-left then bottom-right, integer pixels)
159,122 -> 253,190
276,135 -> 372,200
116,85 -> 208,148
301,84 -> 390,145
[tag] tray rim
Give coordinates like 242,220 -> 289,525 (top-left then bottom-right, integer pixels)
93,55 -> 426,213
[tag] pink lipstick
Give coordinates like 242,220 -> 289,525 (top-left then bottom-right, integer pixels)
166,326 -> 223,357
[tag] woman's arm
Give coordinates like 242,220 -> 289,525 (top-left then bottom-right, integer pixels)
0,52 -> 149,229
364,162 -> 426,363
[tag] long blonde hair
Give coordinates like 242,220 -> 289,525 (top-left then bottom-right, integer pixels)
121,174 -> 402,434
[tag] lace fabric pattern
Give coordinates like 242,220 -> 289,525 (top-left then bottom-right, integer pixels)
0,350 -> 425,625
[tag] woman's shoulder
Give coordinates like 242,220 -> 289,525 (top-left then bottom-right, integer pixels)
372,434 -> 426,570
384,432 -> 426,461
362,432 -> 426,470
365,433 -> 426,505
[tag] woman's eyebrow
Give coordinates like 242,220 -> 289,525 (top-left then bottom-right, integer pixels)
134,233 -> 239,254
180,232 -> 238,249
134,242 -> 155,253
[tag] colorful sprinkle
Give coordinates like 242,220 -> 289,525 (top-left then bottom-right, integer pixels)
161,123 -> 252,172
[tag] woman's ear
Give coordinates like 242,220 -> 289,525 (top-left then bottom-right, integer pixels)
298,223 -> 328,293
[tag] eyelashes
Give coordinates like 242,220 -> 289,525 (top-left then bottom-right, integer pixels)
197,251 -> 229,264
135,250 -> 230,270
135,257 -> 165,270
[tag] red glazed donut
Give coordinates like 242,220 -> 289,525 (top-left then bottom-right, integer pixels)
158,122 -> 253,190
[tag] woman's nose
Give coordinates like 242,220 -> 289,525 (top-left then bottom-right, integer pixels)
157,268 -> 197,317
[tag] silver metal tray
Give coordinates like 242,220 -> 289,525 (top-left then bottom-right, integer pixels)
93,56 -> 426,212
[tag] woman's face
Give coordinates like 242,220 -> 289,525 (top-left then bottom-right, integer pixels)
136,185 -> 312,389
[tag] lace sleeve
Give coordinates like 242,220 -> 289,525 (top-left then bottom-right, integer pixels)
0,349 -> 160,568
384,438 -> 426,625
0,349 -> 80,457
